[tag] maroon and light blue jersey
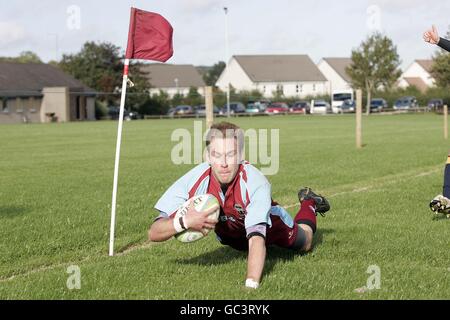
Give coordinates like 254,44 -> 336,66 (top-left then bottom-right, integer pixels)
154,162 -> 298,250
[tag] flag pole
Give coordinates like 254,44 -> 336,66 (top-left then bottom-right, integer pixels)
109,59 -> 130,256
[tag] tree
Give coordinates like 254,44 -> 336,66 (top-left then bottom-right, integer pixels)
185,87 -> 203,106
0,51 -> 42,63
430,54 -> 450,89
430,26 -> 450,89
347,33 -> 401,114
59,41 -> 149,105
203,61 -> 226,86
139,90 -> 171,115
59,42 -> 123,96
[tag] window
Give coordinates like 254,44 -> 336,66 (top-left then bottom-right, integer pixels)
276,84 -> 284,95
313,84 -> 316,91
2,98 -> 8,113
296,84 -> 303,93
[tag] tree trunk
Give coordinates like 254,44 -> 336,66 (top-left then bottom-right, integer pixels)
365,81 -> 372,115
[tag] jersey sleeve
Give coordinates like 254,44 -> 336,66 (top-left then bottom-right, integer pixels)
438,37 -> 450,53
154,163 -> 209,218
244,182 -> 272,229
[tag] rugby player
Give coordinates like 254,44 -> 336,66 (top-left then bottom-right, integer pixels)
423,25 -> 450,214
148,122 -> 330,289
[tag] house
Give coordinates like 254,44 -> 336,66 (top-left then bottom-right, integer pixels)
140,64 -> 206,98
317,57 -> 353,93
216,55 -> 328,98
398,59 -> 435,92
0,63 -> 96,124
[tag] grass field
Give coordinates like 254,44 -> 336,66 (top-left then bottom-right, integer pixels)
0,114 -> 449,300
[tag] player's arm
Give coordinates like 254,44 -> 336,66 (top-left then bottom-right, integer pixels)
245,224 -> 267,289
246,233 -> 266,288
243,179 -> 272,289
438,37 -> 450,52
148,217 -> 181,242
423,25 -> 450,52
148,202 -> 217,242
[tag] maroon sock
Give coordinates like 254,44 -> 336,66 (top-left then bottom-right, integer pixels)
294,199 -> 317,233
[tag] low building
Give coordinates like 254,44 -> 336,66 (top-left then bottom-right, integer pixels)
398,59 -> 435,92
216,55 -> 328,98
317,57 -> 353,93
0,63 -> 96,124
140,64 -> 206,98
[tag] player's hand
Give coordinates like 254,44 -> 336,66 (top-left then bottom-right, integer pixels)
183,200 -> 219,233
423,25 -> 439,44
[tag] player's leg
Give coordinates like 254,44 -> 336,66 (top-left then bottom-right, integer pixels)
291,223 -> 313,252
430,152 -> 450,214
293,187 -> 330,252
443,152 -> 450,198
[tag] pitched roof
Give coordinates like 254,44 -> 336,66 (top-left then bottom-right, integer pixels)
233,55 -> 327,82
140,64 -> 206,88
415,59 -> 433,73
403,77 -> 428,92
0,62 -> 94,97
322,57 -> 352,82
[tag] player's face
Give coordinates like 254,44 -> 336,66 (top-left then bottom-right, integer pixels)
208,137 -> 241,185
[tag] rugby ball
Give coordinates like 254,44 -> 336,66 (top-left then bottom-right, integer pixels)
174,194 -> 220,243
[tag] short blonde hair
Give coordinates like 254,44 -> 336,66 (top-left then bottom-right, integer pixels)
205,122 -> 244,153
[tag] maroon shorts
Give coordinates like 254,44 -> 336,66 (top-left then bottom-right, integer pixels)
215,215 -> 299,251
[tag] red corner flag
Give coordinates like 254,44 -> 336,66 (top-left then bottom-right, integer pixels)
125,7 -> 173,62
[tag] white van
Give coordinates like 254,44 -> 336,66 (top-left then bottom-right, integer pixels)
310,100 -> 330,115
331,90 -> 354,114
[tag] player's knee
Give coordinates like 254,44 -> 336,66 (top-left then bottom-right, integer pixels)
300,226 -> 313,252
148,227 -> 154,242
302,236 -> 313,252
291,225 -> 313,252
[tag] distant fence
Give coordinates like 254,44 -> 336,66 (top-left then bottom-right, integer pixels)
143,113 -> 270,120
135,108 -> 438,120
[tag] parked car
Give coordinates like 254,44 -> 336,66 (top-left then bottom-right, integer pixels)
255,100 -> 271,112
246,102 -> 261,113
265,102 -> 289,114
310,100 -> 330,115
370,98 -> 388,113
219,102 -> 246,115
108,106 -> 122,120
128,111 -> 142,120
167,107 -> 176,116
194,105 -> 219,115
174,105 -> 194,115
246,100 -> 271,113
427,98 -> 444,111
339,99 -> 356,113
290,101 -> 310,114
108,106 -> 139,120
393,96 -> 418,110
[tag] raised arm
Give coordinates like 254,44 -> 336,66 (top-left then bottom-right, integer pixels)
423,25 -> 440,44
423,25 -> 450,52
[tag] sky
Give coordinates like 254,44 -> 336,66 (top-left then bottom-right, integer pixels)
0,0 -> 449,70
